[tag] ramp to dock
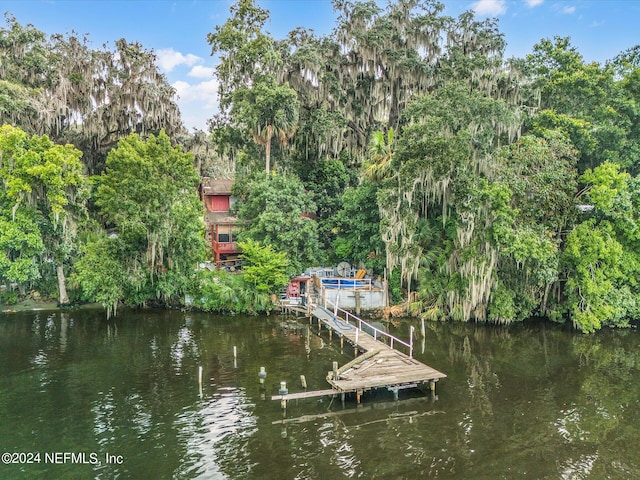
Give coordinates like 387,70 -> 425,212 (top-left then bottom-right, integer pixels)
274,302 -> 446,405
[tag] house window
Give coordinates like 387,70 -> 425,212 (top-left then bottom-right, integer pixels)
216,224 -> 231,243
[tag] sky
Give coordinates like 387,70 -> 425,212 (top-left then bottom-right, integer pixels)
2,0 -> 640,131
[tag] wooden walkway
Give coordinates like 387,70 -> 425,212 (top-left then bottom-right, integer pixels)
273,303 -> 446,405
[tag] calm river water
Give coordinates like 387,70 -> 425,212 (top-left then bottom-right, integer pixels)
1,308 -> 639,479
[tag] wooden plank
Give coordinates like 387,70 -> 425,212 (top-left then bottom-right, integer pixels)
272,396 -> 439,425
271,389 -> 339,401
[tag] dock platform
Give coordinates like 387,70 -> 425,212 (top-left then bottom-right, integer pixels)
273,302 -> 446,405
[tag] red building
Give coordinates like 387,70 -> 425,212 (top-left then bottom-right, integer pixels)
198,178 -> 240,269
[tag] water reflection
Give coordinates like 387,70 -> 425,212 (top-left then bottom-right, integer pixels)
1,310 -> 640,479
171,325 -> 200,373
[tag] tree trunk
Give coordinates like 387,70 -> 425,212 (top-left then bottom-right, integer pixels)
56,263 -> 70,306
265,132 -> 272,175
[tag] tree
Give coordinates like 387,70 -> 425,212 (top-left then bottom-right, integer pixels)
238,239 -> 289,294
0,124 -> 87,304
236,173 -> 320,273
70,234 -> 126,318
0,16 -> 184,174
232,79 -> 300,174
378,82 -> 519,316
364,128 -> 395,182
331,179 -> 385,271
523,37 -> 637,173
0,207 -> 43,295
488,132 -> 579,321
78,130 -> 206,314
560,162 -> 640,332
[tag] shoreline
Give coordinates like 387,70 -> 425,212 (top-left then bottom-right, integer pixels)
1,299 -> 102,314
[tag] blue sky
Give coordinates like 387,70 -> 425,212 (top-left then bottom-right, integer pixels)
3,0 -> 640,131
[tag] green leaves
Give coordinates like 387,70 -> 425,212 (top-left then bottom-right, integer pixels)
0,16 -> 184,175
238,239 -> 289,294
563,220 -> 623,332
236,172 -> 320,273
70,235 -> 125,318
581,161 -> 629,213
0,124 -> 86,301
84,130 -> 206,312
232,79 -> 300,173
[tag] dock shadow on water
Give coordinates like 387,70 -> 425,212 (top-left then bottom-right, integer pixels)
1,308 -> 639,479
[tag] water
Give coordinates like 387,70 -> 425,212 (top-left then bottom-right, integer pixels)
1,308 -> 639,479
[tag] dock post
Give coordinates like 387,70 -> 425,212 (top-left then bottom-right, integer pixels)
340,335 -> 344,351
300,375 -> 307,389
279,381 -> 288,410
429,379 -> 436,394
392,387 -> 399,401
355,291 -> 361,315
356,389 -> 363,404
332,361 -> 339,380
354,329 -> 359,357
329,327 -> 333,342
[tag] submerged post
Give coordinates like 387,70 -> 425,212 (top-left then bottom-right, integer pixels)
198,366 -> 203,397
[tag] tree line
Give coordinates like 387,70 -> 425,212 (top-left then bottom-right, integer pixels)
2,2 -> 640,331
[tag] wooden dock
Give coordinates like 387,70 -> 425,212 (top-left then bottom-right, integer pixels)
273,302 -> 446,405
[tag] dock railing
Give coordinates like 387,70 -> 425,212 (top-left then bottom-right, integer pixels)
324,298 -> 414,359
319,277 -> 373,290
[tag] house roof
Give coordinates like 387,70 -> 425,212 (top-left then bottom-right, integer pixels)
201,178 -> 233,195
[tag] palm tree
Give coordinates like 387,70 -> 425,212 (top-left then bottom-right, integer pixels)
364,128 -> 395,182
245,80 -> 300,174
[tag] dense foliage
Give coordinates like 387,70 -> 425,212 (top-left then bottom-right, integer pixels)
234,172 -> 321,274
3,1 -> 640,331
71,131 -> 207,316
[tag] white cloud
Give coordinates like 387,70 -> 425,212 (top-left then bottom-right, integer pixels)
173,78 -> 219,130
525,0 -> 544,7
173,79 -> 218,107
156,48 -> 201,73
562,5 -> 576,14
472,0 -> 506,16
188,65 -> 216,78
